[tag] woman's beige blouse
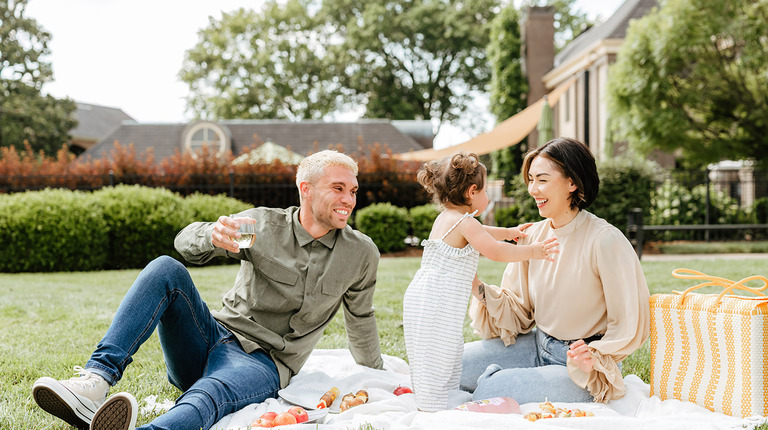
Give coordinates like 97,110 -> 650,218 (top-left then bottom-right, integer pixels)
469,210 -> 650,402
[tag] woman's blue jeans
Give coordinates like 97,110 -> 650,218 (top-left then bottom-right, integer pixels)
461,329 -> 593,404
85,256 -> 280,430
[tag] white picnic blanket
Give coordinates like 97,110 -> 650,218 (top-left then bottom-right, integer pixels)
142,349 -> 767,430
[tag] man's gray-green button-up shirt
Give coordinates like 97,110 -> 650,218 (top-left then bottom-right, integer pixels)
174,206 -> 383,387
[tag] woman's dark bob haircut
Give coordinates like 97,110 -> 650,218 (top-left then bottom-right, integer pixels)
521,137 -> 599,210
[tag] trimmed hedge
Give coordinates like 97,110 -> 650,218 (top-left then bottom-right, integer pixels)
93,185 -> 193,270
409,204 -> 439,242
0,186 -> 252,272
355,203 -> 409,253
0,189 -> 109,272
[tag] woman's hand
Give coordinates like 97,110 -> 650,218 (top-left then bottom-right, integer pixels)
211,215 -> 241,253
505,223 -> 533,242
567,339 -> 595,373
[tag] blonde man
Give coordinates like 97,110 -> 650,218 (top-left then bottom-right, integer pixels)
33,150 -> 383,430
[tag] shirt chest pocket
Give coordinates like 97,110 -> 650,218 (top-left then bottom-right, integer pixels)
320,276 -> 347,298
252,258 -> 301,311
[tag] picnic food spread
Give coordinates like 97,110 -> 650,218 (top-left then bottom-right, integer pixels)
523,400 -> 595,421
317,387 -> 340,409
250,406 -> 309,427
339,390 -> 369,411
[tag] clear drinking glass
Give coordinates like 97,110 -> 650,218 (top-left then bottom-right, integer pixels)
230,214 -> 256,248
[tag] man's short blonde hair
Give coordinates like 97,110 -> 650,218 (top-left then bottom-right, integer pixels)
295,150 -> 358,190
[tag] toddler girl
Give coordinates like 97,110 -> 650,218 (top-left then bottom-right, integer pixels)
402,152 -> 558,411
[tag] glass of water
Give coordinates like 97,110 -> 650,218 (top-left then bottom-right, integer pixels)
230,214 -> 256,249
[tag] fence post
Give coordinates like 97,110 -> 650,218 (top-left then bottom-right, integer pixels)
229,169 -> 235,198
626,208 -> 644,259
705,167 -> 711,242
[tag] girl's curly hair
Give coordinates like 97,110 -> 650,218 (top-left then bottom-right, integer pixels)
417,152 -> 486,207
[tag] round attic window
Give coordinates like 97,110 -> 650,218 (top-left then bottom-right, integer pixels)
184,122 -> 229,155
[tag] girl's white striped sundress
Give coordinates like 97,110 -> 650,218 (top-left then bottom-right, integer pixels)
403,211 -> 479,411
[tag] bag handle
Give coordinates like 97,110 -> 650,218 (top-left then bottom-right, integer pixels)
672,268 -> 768,306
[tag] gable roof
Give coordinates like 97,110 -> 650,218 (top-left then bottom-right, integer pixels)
80,119 -> 431,162
70,102 -> 135,142
554,0 -> 658,68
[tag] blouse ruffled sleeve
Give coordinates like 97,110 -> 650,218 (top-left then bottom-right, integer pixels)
469,261 -> 535,346
566,228 -> 651,402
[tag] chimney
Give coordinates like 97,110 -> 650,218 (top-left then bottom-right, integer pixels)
521,6 -> 555,148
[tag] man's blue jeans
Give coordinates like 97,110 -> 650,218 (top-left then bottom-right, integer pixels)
460,329 -> 593,404
85,256 -> 280,430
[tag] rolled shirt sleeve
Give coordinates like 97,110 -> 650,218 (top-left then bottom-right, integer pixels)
342,249 -> 384,371
469,261 -> 535,346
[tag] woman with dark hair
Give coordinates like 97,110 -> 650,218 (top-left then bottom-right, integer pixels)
460,137 -> 650,404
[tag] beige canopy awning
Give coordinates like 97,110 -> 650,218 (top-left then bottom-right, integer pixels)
397,77 -> 576,162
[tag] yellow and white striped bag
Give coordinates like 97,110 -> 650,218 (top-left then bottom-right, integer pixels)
649,269 -> 768,418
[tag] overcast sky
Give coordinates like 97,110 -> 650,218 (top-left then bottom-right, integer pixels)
25,0 -> 623,148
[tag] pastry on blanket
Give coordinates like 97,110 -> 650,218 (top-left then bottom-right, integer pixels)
523,400 -> 595,421
317,387 -> 340,409
339,390 -> 369,412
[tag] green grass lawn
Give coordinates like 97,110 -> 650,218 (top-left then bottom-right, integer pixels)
2,256 -> 766,429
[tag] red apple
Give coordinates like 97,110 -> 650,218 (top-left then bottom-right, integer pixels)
260,412 -> 278,421
250,412 -> 277,428
250,418 -> 273,428
287,406 -> 309,423
393,386 -> 413,396
272,412 -> 298,426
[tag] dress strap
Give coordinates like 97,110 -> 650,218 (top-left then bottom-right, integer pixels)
439,210 -> 479,241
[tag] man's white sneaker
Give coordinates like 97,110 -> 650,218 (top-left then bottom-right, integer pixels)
90,392 -> 137,430
32,366 -> 110,430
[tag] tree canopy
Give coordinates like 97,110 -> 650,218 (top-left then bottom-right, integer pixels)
180,0 -> 499,133
0,0 -> 76,154
608,0 -> 768,166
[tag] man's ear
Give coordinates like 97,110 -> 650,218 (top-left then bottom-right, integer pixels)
299,181 -> 311,200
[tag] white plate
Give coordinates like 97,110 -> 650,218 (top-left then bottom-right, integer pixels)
305,408 -> 329,423
278,371 -> 372,413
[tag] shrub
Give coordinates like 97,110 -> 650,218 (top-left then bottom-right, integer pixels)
93,185 -> 193,269
498,175 -> 540,226
355,203 -> 409,253
649,180 -> 747,240
409,204 -> 439,242
591,155 -> 661,233
494,204 -> 531,228
754,197 -> 768,224
184,193 -> 253,222
0,189 -> 108,272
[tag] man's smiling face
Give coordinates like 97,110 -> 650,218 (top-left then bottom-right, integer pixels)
302,165 -> 358,236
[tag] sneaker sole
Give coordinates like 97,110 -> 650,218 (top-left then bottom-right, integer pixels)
32,377 -> 94,430
90,392 -> 137,430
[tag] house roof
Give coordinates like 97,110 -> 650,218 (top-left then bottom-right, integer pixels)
554,0 -> 658,68
70,102 -> 135,142
80,119 -> 431,162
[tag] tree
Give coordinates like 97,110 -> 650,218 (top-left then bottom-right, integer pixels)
181,0 -> 499,133
321,0 -> 498,131
487,4 -> 527,184
608,0 -> 768,166
0,0 -> 76,154
180,1 -> 343,121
